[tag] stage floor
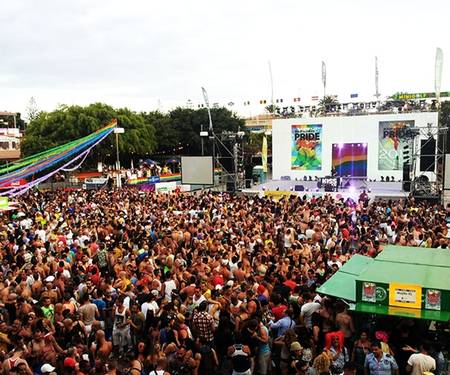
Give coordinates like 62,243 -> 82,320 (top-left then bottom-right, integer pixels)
242,180 -> 408,201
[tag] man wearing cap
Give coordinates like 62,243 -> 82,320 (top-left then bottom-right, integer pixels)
289,341 -> 304,369
41,363 -> 56,374
64,356 -> 78,371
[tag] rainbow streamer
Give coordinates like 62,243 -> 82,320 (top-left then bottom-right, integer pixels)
0,120 -> 117,196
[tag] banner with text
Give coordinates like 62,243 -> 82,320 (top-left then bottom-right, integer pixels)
378,120 -> 415,170
291,124 -> 322,170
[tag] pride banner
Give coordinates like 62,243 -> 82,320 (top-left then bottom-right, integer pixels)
332,143 -> 368,177
291,124 -> 322,170
378,120 -> 414,170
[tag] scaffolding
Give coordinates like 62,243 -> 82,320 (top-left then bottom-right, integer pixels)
410,122 -> 447,201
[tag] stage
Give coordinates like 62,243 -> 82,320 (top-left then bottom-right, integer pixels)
242,180 -> 408,201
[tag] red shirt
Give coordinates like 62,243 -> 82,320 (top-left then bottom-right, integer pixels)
284,280 -> 296,292
341,228 -> 350,239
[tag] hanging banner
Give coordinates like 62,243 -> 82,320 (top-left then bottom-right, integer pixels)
378,120 -> 415,170
291,124 -> 322,170
389,283 -> 422,309
262,135 -> 268,173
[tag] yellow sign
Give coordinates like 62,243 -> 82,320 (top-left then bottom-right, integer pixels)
389,283 -> 422,309
264,191 -> 294,201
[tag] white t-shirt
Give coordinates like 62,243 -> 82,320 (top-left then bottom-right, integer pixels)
407,353 -> 436,375
300,302 -> 321,328
163,279 -> 177,302
141,301 -> 159,318
305,229 -> 315,239
36,229 -> 46,243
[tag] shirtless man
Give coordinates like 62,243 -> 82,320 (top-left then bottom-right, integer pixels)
91,329 -> 112,363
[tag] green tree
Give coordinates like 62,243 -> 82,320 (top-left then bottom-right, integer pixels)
246,132 -> 272,156
22,103 -> 156,166
142,111 -> 181,155
318,95 -> 339,114
166,107 -> 245,156
265,104 -> 279,114
25,97 -> 41,124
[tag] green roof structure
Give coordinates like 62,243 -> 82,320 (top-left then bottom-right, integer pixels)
317,246 -> 450,322
317,255 -> 373,301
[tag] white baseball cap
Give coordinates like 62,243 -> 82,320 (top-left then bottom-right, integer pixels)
41,363 -> 56,373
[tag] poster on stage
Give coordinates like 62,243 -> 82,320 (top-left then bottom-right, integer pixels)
378,120 -> 415,170
332,143 -> 368,177
291,124 -> 322,170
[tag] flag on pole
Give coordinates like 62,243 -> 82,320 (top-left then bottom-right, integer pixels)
435,48 -> 443,104
322,61 -> 327,96
375,56 -> 380,100
262,135 -> 268,173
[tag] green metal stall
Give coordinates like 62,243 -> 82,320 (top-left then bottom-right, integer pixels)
317,246 -> 450,322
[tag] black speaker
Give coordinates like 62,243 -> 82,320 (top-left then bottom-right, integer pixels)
294,185 -> 305,191
420,137 -> 436,172
226,182 -> 235,192
244,165 -> 253,180
402,163 -> 411,191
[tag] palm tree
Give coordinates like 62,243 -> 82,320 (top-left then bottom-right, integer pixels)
317,95 -> 339,115
265,104 -> 280,115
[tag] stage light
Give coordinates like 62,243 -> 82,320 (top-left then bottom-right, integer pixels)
363,143 -> 367,148
315,188 -> 319,192
338,143 -> 344,149
368,189 -> 372,193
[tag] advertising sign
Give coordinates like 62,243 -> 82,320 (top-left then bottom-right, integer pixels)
425,289 -> 441,310
362,282 -> 377,303
389,283 -> 422,309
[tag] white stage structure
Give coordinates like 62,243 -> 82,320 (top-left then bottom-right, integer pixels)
272,112 -> 439,181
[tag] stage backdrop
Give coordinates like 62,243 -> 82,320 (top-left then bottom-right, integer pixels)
291,124 -> 322,170
272,112 -> 438,181
378,120 -> 415,170
332,143 -> 368,177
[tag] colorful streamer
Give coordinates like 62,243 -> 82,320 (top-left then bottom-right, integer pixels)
0,120 -> 117,196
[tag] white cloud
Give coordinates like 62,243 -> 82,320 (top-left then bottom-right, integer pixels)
0,0 -> 449,115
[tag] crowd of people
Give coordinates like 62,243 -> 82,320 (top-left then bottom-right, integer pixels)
0,188 -> 447,375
